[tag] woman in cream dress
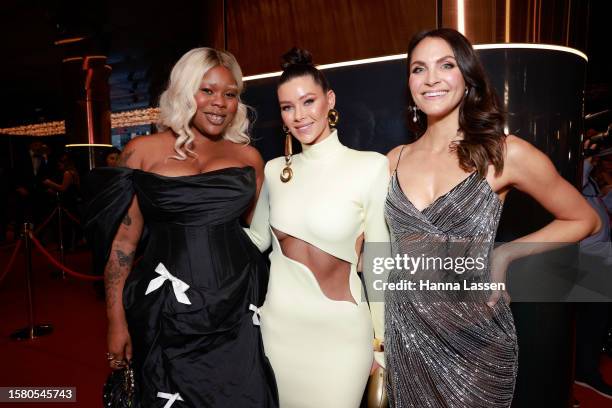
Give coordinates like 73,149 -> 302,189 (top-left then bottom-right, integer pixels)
246,48 -> 388,407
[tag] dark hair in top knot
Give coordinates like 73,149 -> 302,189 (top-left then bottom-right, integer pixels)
281,47 -> 313,69
278,47 -> 330,92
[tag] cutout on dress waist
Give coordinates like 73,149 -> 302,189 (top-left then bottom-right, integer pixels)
270,226 -> 359,305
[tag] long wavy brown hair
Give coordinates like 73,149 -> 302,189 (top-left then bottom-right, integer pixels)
407,28 -> 507,177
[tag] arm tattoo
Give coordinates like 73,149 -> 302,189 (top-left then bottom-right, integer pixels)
104,248 -> 135,309
104,259 -> 124,308
115,249 -> 135,267
122,214 -> 132,226
118,149 -> 134,167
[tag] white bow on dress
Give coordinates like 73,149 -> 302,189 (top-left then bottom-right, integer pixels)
145,262 -> 191,305
249,304 -> 261,326
157,391 -> 184,408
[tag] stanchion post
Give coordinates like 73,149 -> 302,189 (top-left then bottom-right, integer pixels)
9,223 -> 53,340
24,222 -> 34,338
56,193 -> 66,279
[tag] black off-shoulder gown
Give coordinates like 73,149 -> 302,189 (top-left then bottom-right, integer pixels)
84,166 -> 278,408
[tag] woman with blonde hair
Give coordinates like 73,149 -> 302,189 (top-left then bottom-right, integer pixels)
85,47 -> 278,407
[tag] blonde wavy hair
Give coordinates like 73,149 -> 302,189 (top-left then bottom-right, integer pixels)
157,47 -> 250,159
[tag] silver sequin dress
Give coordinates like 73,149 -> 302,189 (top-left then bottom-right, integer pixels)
384,164 -> 518,407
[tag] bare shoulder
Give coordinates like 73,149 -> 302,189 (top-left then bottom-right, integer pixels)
505,134 -> 541,161
235,143 -> 264,170
119,131 -> 173,169
117,137 -> 142,168
387,144 -> 404,160
386,144 -> 410,170
124,131 -> 175,150
502,134 -> 559,187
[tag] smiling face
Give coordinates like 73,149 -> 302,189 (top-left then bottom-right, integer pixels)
192,65 -> 239,137
409,36 -> 466,121
277,75 -> 335,145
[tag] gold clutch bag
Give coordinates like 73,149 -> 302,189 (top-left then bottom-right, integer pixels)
367,338 -> 388,408
367,366 -> 388,408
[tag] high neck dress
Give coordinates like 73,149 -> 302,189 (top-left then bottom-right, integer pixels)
84,166 -> 278,408
384,148 -> 518,408
246,130 -> 389,407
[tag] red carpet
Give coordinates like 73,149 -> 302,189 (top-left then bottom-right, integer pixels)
574,356 -> 612,407
0,240 -> 107,407
1,237 -> 611,407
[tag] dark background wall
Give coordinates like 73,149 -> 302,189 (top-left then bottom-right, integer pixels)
0,0 -> 607,130
224,0 -> 437,75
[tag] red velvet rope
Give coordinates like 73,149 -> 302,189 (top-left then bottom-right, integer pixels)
33,208 -> 58,235
0,240 -> 22,285
28,232 -> 103,282
62,208 -> 81,225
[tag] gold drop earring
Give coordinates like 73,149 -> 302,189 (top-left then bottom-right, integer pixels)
280,125 -> 293,183
328,109 -> 339,129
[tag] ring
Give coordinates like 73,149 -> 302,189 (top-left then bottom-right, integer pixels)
106,352 -> 115,361
111,359 -> 123,366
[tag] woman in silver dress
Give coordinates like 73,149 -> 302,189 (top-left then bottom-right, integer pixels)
384,28 -> 600,407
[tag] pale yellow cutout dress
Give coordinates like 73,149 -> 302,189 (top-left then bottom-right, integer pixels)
246,130 -> 388,408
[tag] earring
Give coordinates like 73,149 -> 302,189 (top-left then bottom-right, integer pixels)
464,87 -> 469,96
280,125 -> 293,183
328,109 -> 339,129
411,105 -> 419,123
